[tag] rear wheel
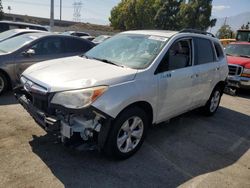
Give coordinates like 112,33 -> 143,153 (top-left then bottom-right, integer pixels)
104,107 -> 148,159
0,72 -> 8,95
203,87 -> 222,116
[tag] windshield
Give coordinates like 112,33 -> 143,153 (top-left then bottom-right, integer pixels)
0,29 -> 18,41
225,44 -> 250,58
0,34 -> 36,53
85,33 -> 168,69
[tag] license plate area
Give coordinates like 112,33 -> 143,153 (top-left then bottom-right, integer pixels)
61,121 -> 72,138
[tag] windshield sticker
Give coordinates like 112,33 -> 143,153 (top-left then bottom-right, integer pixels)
148,36 -> 168,42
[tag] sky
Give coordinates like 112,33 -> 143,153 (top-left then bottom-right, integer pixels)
2,0 -> 250,25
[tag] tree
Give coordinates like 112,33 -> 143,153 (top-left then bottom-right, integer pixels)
109,0 -> 216,31
241,22 -> 250,29
216,25 -> 235,39
154,0 -> 183,30
109,0 -> 127,30
0,0 -> 3,20
109,0 -> 156,30
178,0 -> 216,30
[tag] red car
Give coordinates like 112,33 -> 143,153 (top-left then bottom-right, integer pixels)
225,42 -> 250,89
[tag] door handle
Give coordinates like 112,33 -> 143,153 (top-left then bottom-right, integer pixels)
215,66 -> 220,71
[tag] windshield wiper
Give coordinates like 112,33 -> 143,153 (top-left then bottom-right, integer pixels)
226,53 -> 233,56
92,57 -> 125,68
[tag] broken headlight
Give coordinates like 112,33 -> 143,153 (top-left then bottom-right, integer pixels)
51,86 -> 108,109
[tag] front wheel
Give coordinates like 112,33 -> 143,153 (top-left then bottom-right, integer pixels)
203,87 -> 222,116
104,107 -> 148,160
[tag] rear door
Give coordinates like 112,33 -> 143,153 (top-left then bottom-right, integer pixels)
191,37 -> 218,106
155,38 -> 194,122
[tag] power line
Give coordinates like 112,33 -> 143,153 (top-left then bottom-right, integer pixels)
3,0 -> 72,9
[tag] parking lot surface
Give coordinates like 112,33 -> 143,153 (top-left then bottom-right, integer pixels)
0,92 -> 249,188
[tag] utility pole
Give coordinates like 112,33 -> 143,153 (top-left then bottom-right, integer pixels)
50,0 -> 54,30
60,0 -> 62,21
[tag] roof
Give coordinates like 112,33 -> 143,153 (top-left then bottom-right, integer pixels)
0,20 -> 45,28
122,30 -> 178,38
17,32 -> 55,40
19,33 -> 93,42
9,29 -> 47,33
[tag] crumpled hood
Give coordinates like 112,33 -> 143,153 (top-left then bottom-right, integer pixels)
227,56 -> 250,68
22,56 -> 138,92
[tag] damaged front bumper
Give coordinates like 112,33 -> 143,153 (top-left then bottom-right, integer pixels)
15,88 -> 59,131
14,86 -> 113,148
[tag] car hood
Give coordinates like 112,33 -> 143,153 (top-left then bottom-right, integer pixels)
227,56 -> 250,68
22,56 -> 138,92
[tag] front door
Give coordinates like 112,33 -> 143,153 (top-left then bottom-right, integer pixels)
14,37 -> 64,80
156,38 -> 194,123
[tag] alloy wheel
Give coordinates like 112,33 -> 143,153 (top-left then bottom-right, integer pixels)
210,90 -> 220,112
117,116 -> 144,153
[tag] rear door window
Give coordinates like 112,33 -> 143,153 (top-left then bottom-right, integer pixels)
194,37 -> 215,65
31,37 -> 63,55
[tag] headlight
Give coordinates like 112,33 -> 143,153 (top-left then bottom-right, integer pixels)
242,68 -> 250,77
51,86 -> 108,109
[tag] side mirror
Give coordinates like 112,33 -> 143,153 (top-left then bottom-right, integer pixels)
22,49 -> 35,57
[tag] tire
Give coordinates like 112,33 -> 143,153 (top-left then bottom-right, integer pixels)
104,107 -> 148,160
0,72 -> 8,95
203,87 -> 222,116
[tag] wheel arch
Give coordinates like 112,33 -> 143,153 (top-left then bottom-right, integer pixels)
116,101 -> 154,125
0,69 -> 12,89
214,80 -> 226,92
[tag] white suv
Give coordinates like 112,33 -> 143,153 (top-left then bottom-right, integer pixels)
15,30 -> 229,159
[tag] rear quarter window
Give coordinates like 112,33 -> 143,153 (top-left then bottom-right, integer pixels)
0,23 -> 9,32
214,42 -> 224,60
63,38 -> 93,53
194,37 -> 215,65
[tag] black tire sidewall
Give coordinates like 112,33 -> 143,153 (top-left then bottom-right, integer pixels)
105,106 -> 148,159
0,72 -> 7,95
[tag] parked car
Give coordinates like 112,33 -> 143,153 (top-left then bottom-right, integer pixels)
0,21 -> 48,33
92,35 -> 111,45
81,36 -> 95,41
225,42 -> 250,89
62,31 -> 90,37
0,33 -> 94,94
0,29 -> 46,42
15,30 -> 228,159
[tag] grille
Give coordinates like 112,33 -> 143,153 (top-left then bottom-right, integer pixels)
228,64 -> 243,76
33,95 -> 49,113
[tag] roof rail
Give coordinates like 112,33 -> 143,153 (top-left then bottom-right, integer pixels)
179,29 -> 215,38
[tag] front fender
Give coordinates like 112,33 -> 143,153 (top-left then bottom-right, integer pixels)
92,78 -> 158,123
